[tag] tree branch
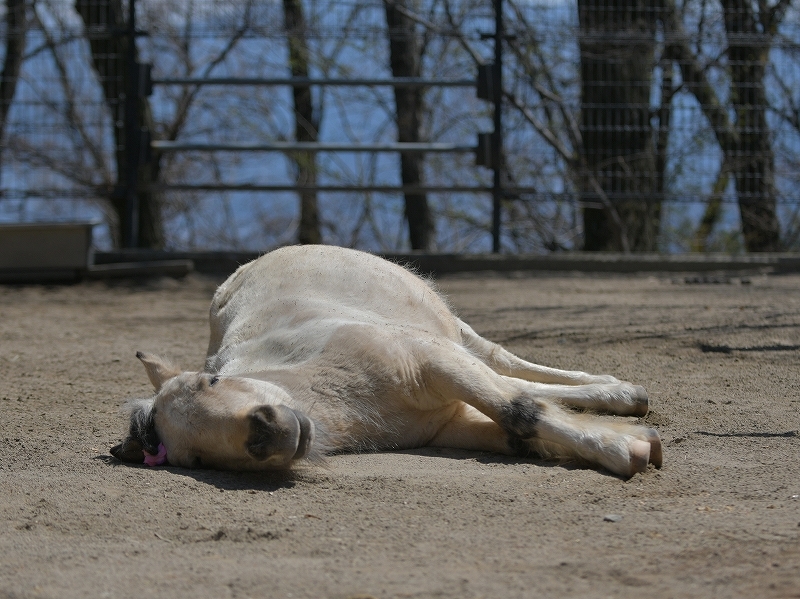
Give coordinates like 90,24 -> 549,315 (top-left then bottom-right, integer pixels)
662,0 -> 738,152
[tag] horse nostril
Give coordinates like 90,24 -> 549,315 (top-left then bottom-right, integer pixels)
246,406 -> 283,461
251,405 -> 276,425
245,405 -> 306,465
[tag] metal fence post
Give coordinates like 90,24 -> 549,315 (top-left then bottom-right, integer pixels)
123,0 -> 140,248
491,0 -> 503,253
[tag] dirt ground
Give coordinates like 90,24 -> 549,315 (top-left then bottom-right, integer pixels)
1,266 -> 799,599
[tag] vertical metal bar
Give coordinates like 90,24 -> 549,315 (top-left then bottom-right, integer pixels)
123,0 -> 140,248
491,0 -> 503,253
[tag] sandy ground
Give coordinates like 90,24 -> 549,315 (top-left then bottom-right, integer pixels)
1,267 -> 799,599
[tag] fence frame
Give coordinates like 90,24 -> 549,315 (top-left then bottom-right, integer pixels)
121,0 -> 518,251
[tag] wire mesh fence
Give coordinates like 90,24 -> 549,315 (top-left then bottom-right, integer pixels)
1,0 -> 799,252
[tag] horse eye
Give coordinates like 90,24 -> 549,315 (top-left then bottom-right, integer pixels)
210,376 -> 220,386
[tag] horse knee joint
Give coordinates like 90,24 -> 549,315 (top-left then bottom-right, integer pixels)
499,396 -> 541,439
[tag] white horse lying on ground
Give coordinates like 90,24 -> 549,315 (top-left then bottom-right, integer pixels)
111,245 -> 661,478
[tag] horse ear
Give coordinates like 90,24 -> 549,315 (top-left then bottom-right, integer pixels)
136,352 -> 180,391
110,437 -> 145,463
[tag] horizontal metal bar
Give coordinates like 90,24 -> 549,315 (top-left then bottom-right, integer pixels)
151,77 -> 476,88
6,187 -> 799,205
148,184 -> 494,194
152,141 -> 477,153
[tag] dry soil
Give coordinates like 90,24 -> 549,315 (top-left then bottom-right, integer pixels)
1,268 -> 799,599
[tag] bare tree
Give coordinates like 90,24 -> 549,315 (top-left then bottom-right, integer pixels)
76,0 -> 258,248
7,0 -> 795,254
283,0 -> 320,245
384,0 -> 433,250
139,0 -> 255,250
719,0 -> 782,251
74,0 -> 163,247
663,0 -> 785,252
692,159 -> 730,251
5,1 -> 121,232
577,0 -> 661,251
438,0 -> 590,252
0,0 -> 26,185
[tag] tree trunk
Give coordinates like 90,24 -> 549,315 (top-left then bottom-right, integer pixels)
663,0 -> 781,252
0,0 -> 26,185
720,0 -> 781,251
75,0 -> 162,248
577,0 -> 659,251
384,0 -> 433,251
282,0 -> 321,245
693,162 -> 729,252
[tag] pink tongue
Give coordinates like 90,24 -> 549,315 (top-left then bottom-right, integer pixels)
143,443 -> 167,466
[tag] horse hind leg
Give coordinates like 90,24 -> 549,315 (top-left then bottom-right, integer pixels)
533,381 -> 649,416
457,319 -> 649,416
